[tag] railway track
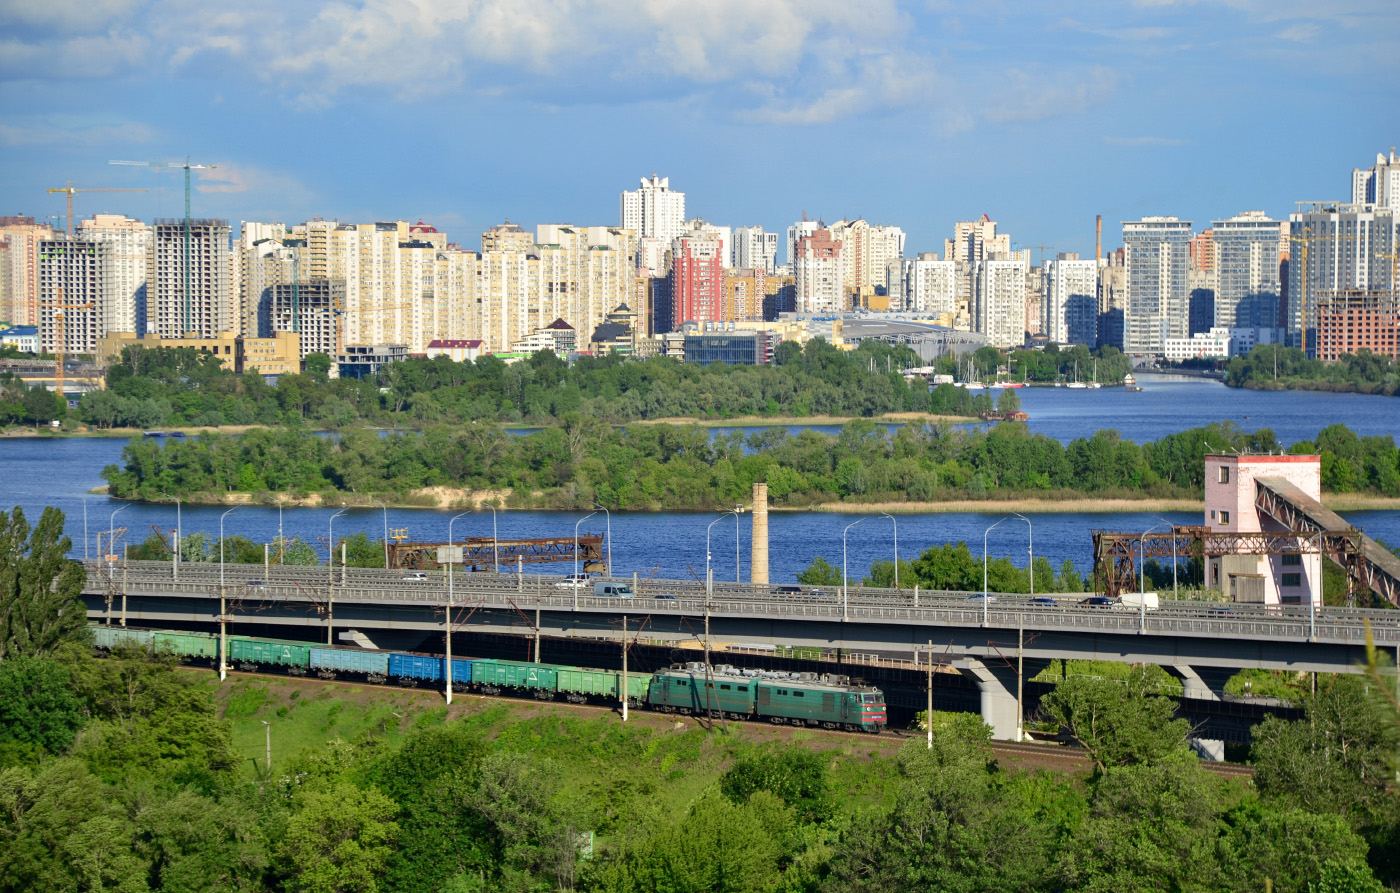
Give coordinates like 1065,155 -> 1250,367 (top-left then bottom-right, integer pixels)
194,664 -> 1256,778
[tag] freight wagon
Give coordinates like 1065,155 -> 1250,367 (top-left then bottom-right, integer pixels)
228,637 -> 313,673
555,666 -> 651,705
387,653 -> 472,689
92,626 -> 154,651
310,646 -> 391,683
472,659 -> 558,698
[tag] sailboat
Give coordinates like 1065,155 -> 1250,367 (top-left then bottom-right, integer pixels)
1066,360 -> 1088,389
1088,358 -> 1102,389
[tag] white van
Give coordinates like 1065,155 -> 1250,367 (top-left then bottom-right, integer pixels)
593,582 -> 634,598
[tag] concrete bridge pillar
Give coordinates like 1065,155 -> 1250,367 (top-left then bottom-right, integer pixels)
1165,665 -> 1233,761
953,657 -> 1049,741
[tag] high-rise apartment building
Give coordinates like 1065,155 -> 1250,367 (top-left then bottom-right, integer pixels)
478,222 -> 541,352
1044,256 -> 1099,346
682,220 -> 730,271
733,226 -> 779,273
793,228 -> 845,313
1212,211 -> 1283,328
1122,217 -> 1192,355
786,220 -> 821,268
270,279 -> 344,359
0,216 -> 53,325
37,239 -> 111,355
76,214 -> 149,336
828,219 -> 905,293
909,255 -> 957,317
975,256 -> 1029,348
1189,229 -> 1215,273
945,216 -> 1011,264
1352,149 -> 1400,211
1288,202 -> 1398,354
150,218 -> 233,338
620,176 -> 686,257
663,229 -> 726,331
723,268 -> 768,321
536,224 -> 636,346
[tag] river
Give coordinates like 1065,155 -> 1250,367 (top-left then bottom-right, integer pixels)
3,377 -> 1397,583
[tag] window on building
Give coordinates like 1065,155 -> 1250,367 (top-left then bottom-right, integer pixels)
1220,511 -> 1230,525
1219,466 -> 1230,484
794,691 -> 805,697
1282,574 -> 1302,587
1282,554 -> 1302,566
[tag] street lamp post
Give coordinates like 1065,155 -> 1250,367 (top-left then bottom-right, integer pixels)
574,511 -> 599,586
446,510 -> 470,705
486,503 -> 500,573
327,508 -> 348,646
218,507 -> 239,681
1138,522 -> 1165,634
983,517 -> 1007,626
1309,529 -> 1323,641
880,512 -> 899,590
705,510 -> 740,602
163,493 -> 182,580
843,518 -> 865,621
1153,515 -> 1178,600
1012,512 -> 1033,598
375,501 -> 389,569
82,495 -> 89,561
108,504 -> 128,561
592,505 -> 610,578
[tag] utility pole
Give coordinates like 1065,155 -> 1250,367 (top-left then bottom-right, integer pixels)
926,639 -> 933,749
1016,622 -> 1025,743
621,613 -> 629,723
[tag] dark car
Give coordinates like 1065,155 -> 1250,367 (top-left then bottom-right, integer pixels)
1079,596 -> 1116,607
1207,605 -> 1235,616
1028,596 -> 1058,606
774,585 -> 803,596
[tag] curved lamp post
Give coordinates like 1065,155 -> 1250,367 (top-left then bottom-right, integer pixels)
982,517 -> 1007,626
218,507 -> 239,681
880,512 -> 899,590
843,518 -> 865,621
1152,515 -> 1178,600
163,493 -> 182,580
1012,512 -> 1033,598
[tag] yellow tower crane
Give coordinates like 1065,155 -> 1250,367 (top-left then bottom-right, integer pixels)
45,183 -> 147,238
1290,225 -> 1359,357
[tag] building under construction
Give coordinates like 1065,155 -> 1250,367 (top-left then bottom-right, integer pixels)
1315,289 -> 1399,361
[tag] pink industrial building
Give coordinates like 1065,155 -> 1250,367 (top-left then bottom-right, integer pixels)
1203,454 -> 1322,606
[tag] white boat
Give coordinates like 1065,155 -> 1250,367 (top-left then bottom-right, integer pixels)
1066,361 -> 1088,388
1088,359 -> 1102,389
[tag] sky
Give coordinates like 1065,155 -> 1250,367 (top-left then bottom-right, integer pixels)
2,0 -> 1397,261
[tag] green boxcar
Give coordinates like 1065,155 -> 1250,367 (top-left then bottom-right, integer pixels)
555,666 -> 651,703
471,659 -> 558,697
228,637 -> 312,672
647,665 -> 758,717
91,625 -> 153,650
152,631 -> 218,661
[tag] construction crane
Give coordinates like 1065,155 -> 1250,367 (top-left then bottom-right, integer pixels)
1291,223 -> 1359,356
49,285 -> 94,402
45,183 -> 146,238
108,157 -> 217,334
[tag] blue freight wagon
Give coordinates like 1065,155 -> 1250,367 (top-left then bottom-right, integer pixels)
309,647 -> 391,682
387,653 -> 471,688
92,625 -> 154,651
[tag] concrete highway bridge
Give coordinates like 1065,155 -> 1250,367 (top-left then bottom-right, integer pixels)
85,560 -> 1400,750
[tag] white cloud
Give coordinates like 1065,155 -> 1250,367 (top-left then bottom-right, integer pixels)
0,118 -> 152,147
984,66 -> 1119,124
1274,23 -> 1320,41
0,0 -> 144,32
196,163 -> 309,200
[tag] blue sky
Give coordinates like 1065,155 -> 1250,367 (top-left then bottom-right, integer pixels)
2,0 -> 1396,260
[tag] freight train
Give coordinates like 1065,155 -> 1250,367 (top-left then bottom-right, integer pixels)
91,626 -> 888,733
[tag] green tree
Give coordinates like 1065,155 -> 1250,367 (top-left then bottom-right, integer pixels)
304,352 -> 333,381
719,746 -> 834,824
279,781 -> 399,893
0,506 -> 88,660
133,788 -> 269,893
1039,673 -> 1192,773
1252,675 -> 1397,827
341,531 -> 387,568
996,387 -> 1022,414
796,556 -> 843,587
0,657 -> 86,764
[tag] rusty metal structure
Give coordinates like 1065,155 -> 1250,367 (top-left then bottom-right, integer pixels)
389,533 -> 606,573
1093,476 -> 1400,606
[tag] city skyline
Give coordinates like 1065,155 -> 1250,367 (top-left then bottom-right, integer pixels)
1,1 -> 1397,258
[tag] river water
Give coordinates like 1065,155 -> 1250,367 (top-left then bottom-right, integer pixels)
2,376 -> 1396,582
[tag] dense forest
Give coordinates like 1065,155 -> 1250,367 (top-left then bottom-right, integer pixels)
103,418 -> 1400,511
1225,345 -> 1400,396
3,505 -> 1399,892
3,340 -> 1137,432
